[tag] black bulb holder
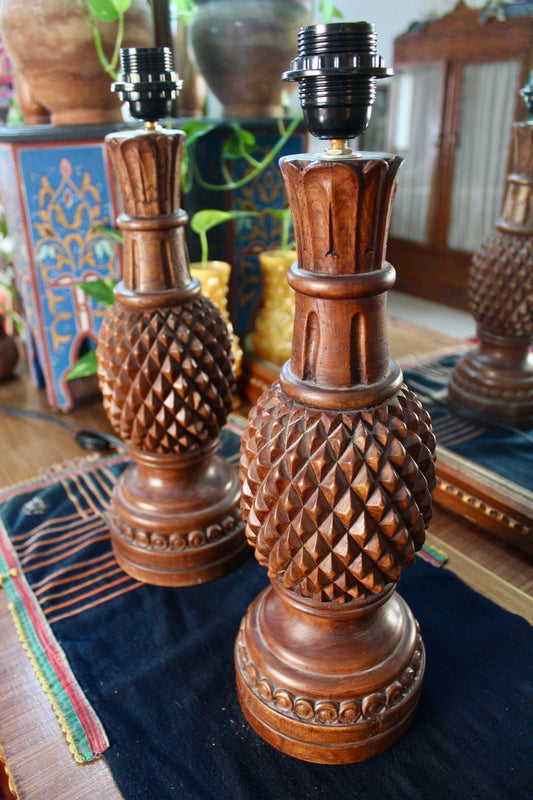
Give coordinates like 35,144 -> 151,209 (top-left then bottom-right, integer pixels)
283,22 -> 392,141
112,47 -> 182,122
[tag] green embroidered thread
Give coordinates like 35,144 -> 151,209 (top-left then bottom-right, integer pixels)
0,567 -> 17,587
8,601 -> 88,763
0,547 -> 98,763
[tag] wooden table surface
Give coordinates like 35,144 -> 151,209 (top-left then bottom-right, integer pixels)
0,318 -> 532,800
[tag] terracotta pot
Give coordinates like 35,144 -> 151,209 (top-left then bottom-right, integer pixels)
0,0 -> 154,126
190,260 -> 243,377
0,318 -> 18,380
188,0 -> 310,117
13,71 -> 50,125
252,249 -> 295,366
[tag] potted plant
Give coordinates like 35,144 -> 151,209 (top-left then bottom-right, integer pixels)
187,0 -> 310,118
0,0 -> 154,125
184,0 -> 343,118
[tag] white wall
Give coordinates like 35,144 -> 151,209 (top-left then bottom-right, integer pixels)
332,0 -> 485,68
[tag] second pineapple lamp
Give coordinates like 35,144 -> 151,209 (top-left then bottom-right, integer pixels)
96,48 -> 248,586
235,23 -> 436,763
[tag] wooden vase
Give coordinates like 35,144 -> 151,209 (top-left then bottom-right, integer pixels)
449,120 -> 533,423
235,152 -> 436,763
96,126 -> 247,586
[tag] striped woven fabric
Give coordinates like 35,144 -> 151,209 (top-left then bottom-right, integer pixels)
8,454 -> 136,625
0,454 -> 129,764
0,421 -> 244,763
0,412 -> 444,766
402,352 -> 533,491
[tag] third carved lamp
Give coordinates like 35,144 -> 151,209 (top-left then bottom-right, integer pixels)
448,75 -> 533,424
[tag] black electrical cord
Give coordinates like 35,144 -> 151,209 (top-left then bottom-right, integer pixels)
0,404 -> 123,451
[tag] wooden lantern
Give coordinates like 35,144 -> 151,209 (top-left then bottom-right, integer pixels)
96,48 -> 247,586
234,23 -> 437,763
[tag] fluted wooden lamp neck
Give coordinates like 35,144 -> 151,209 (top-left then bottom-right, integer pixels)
279,152 -> 403,404
106,129 -> 194,300
498,121 -> 533,234
107,46 -> 192,300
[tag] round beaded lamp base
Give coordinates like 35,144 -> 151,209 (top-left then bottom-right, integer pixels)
235,584 -> 425,764
107,454 -> 248,587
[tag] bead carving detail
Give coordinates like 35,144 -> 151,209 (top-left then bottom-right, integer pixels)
236,620 -> 424,726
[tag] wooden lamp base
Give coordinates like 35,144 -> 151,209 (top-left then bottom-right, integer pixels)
236,582 -> 424,764
449,113 -> 533,424
107,446 -> 247,586
449,332 -> 533,425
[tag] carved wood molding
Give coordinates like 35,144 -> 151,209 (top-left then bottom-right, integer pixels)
236,619 -> 424,727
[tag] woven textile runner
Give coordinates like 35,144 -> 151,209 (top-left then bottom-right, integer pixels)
0,421 -> 243,763
1,411 -> 533,798
0,453 -> 127,763
0,413 -> 445,766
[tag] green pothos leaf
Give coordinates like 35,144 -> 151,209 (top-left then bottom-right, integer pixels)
86,0 -> 132,23
172,0 -> 196,24
222,124 -> 257,161
77,278 -> 118,307
320,0 -> 343,23
181,120 -> 217,146
190,209 -> 256,235
93,225 -> 124,244
66,350 -> 98,380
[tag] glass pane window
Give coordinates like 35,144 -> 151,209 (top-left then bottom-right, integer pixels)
389,66 -> 443,243
447,60 -> 520,252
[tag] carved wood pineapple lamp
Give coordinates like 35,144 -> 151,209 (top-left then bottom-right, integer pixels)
448,76 -> 533,424
96,48 -> 247,586
235,23 -> 437,763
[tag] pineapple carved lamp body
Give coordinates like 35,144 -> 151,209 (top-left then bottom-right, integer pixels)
96,49 -> 247,585
235,22 -> 436,764
449,117 -> 533,423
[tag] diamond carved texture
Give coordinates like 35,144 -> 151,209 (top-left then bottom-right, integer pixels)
469,232 -> 533,338
239,384 -> 436,603
97,295 -> 235,453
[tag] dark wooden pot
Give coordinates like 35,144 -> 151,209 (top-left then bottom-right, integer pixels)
188,0 -> 309,117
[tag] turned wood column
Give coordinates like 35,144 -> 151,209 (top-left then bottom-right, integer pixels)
235,22 -> 436,764
449,94 -> 533,423
96,48 -> 247,585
